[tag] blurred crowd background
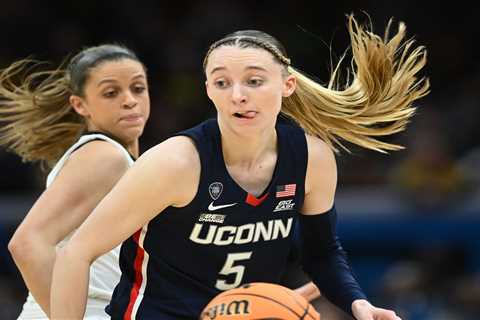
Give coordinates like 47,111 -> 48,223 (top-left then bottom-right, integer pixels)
0,1 -> 478,319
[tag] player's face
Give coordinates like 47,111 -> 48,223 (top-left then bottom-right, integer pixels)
71,59 -> 150,146
205,46 -> 295,135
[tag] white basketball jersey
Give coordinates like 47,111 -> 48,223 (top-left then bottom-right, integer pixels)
18,133 -> 134,319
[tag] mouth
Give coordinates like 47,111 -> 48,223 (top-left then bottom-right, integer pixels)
233,111 -> 257,119
120,113 -> 143,122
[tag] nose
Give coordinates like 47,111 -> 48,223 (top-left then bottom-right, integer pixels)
122,90 -> 138,109
231,84 -> 247,105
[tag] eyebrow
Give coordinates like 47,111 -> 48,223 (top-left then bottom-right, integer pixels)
209,65 -> 268,75
97,74 -> 146,87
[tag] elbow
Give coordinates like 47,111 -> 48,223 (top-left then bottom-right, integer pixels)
8,230 -> 43,264
8,232 -> 28,260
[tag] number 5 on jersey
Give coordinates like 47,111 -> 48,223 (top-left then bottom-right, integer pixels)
215,252 -> 252,290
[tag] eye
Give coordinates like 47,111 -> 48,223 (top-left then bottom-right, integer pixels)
133,85 -> 147,94
247,78 -> 264,87
103,90 -> 118,98
214,79 -> 229,89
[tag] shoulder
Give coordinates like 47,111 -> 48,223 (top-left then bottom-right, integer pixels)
129,136 -> 201,207
305,134 -> 336,171
304,134 -> 337,198
138,135 -> 199,171
44,140 -> 131,210
50,140 -> 131,193
67,140 -> 130,173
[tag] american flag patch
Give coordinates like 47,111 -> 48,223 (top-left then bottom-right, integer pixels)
276,184 -> 296,198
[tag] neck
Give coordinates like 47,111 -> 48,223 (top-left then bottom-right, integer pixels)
126,140 -> 140,158
218,121 -> 277,169
85,124 -> 140,159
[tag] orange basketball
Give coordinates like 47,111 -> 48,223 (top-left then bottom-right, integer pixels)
200,282 -> 321,320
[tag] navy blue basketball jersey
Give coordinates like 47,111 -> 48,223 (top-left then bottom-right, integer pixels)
107,119 -> 308,319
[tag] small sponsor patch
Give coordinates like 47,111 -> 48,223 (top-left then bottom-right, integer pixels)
199,213 -> 226,224
273,199 -> 295,212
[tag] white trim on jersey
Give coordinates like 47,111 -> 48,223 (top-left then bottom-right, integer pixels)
131,224 -> 150,319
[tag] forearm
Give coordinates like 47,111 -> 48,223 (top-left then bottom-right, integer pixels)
300,207 -> 367,315
303,247 -> 366,313
9,240 -> 56,316
50,247 -> 90,319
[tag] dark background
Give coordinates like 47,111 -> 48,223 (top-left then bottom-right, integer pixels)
1,1 -> 479,319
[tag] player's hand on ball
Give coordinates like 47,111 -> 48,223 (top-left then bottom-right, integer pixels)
352,299 -> 401,320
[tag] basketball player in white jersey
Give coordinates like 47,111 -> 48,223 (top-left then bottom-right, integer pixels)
0,44 -> 150,319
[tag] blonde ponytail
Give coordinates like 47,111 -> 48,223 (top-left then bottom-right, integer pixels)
281,15 -> 430,153
0,60 -> 84,168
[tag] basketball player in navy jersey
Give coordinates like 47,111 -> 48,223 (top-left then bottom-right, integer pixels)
1,45 -> 150,319
51,15 -> 428,320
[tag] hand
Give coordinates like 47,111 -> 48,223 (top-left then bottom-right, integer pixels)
351,299 -> 401,320
293,281 -> 321,302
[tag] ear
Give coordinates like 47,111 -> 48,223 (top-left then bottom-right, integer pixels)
69,95 -> 90,118
282,74 -> 296,98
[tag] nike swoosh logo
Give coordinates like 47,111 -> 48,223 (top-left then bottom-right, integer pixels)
208,201 -> 237,211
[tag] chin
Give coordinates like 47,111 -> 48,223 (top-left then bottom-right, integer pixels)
126,124 -> 145,134
119,128 -> 143,143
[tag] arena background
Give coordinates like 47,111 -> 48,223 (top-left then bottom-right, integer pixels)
0,1 -> 478,319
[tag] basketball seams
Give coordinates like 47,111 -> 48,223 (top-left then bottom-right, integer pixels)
201,283 -> 320,320
281,289 -> 318,320
281,287 -> 309,310
299,304 -> 318,320
279,287 -> 318,320
305,304 -> 320,320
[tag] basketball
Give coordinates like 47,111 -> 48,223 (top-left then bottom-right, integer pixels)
200,282 -> 321,320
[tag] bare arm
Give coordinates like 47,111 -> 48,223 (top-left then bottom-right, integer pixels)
7,141 -> 130,316
302,135 -> 337,215
50,136 -> 200,319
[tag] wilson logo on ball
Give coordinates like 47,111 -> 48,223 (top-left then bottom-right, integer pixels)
202,299 -> 250,319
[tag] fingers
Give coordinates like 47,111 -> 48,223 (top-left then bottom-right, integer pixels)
375,308 -> 401,320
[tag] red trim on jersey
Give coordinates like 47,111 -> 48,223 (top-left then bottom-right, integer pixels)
245,192 -> 269,206
124,229 -> 145,320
